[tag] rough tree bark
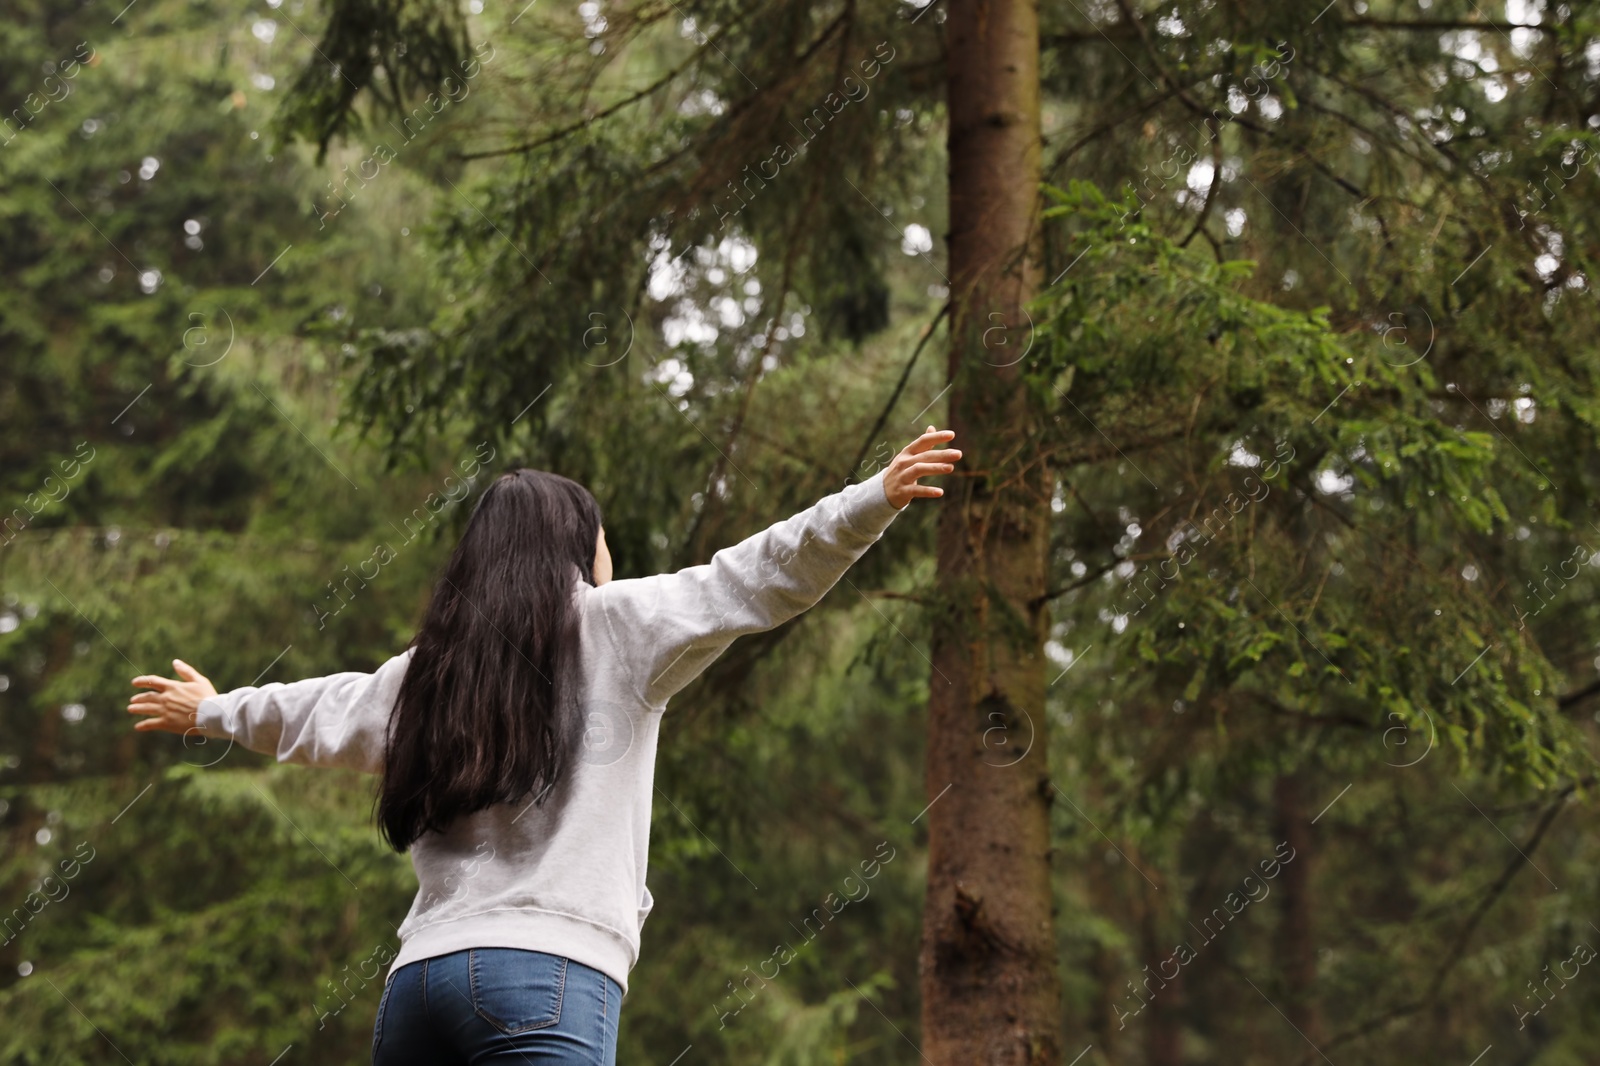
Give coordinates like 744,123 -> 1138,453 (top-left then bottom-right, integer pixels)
918,0 -> 1062,1062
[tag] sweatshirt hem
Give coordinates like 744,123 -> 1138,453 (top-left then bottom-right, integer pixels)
388,907 -> 639,997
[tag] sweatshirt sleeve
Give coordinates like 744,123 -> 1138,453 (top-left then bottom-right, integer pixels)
591,468 -> 903,708
191,649 -> 413,773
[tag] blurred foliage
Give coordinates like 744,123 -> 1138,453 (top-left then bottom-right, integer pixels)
6,0 -> 1600,1063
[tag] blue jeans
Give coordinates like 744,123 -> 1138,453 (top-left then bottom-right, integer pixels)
371,949 -> 622,1065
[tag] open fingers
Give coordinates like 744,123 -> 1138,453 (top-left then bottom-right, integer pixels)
131,674 -> 176,692
904,427 -> 957,456
903,459 -> 957,476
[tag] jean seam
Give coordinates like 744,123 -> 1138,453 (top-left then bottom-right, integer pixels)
420,958 -> 430,1019
371,977 -> 391,1060
553,955 -> 567,1030
601,973 -> 610,1065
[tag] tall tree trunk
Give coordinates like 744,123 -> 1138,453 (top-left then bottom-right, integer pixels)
1085,854 -> 1123,1058
28,628 -> 71,785
1141,889 -> 1184,1066
918,0 -> 1059,1062
1274,774 -> 1322,1046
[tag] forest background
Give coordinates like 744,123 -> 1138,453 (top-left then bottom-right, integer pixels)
6,0 -> 1600,1063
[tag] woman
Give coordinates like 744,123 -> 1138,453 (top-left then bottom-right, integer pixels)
126,427 -> 961,1066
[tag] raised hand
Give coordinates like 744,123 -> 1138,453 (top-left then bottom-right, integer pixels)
882,426 -> 962,510
128,659 -> 218,735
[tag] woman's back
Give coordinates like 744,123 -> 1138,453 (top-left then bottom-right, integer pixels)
189,466 -> 908,997
396,595 -> 664,998
135,429 -> 961,1064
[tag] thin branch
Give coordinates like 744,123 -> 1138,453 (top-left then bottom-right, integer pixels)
1252,692 -> 1368,729
1558,677 -> 1600,710
1041,27 -> 1140,47
456,55 -> 701,161
843,302 -> 950,484
457,0 -> 832,163
1032,557 -> 1122,608
1309,786 -> 1573,1060
1344,18 -> 1548,32
1319,69 -> 1461,169
860,590 -> 928,604
1424,786 -> 1568,994
1185,97 -> 1371,203
1298,95 -> 1441,176
1032,551 -> 1171,608
1179,116 -> 1223,248
1046,81 -> 1189,175
1111,0 -> 1214,122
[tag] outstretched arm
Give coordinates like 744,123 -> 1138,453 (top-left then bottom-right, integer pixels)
592,427 -> 960,707
127,652 -> 412,773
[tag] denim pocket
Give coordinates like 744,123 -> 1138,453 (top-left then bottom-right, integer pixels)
469,949 -> 566,1034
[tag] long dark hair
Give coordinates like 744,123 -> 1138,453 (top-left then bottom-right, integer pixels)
377,468 -> 602,851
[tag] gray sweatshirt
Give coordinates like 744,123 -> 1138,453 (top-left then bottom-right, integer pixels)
194,469 -> 903,995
